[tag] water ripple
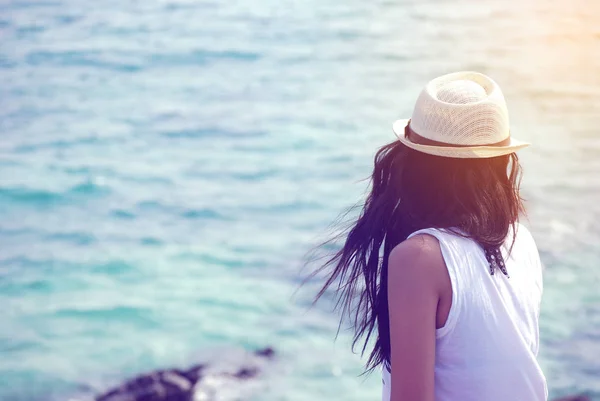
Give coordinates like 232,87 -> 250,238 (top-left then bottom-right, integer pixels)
0,187 -> 62,205
148,50 -> 262,66
25,50 -> 143,72
180,208 -> 226,220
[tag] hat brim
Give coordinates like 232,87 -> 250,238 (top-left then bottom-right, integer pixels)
392,119 -> 530,159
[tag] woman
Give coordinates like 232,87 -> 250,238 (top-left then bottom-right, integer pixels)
313,72 -> 548,401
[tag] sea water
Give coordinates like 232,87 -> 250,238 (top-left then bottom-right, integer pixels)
1,0 -> 599,400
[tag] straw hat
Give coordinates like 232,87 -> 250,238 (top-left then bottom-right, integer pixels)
393,71 -> 529,158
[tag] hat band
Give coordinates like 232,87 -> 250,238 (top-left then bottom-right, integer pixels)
406,122 -> 511,148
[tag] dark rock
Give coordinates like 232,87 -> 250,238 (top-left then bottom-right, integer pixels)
254,347 -> 275,359
551,395 -> 591,401
233,366 -> 259,380
95,369 -> 194,401
180,364 -> 206,383
95,348 -> 274,401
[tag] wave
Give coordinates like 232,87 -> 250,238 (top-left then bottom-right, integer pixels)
0,187 -> 63,205
20,48 -> 261,72
0,181 -> 110,206
180,208 -> 225,220
25,50 -> 142,72
160,127 -> 266,139
133,201 -> 227,221
43,231 -> 96,246
13,136 -> 103,153
52,306 -> 159,328
147,49 -> 262,66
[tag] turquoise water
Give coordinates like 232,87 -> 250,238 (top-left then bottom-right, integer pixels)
1,0 -> 599,400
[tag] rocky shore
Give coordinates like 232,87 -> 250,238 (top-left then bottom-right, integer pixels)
90,347 -> 592,401
94,347 -> 275,401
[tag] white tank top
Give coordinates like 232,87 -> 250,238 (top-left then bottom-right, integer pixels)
381,223 -> 548,401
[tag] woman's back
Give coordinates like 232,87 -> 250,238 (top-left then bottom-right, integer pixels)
311,71 -> 547,401
382,223 -> 547,401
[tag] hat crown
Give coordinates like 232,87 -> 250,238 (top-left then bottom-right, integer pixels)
410,72 -> 510,146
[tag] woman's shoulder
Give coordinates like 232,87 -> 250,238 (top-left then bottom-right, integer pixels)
406,227 -> 473,250
392,231 -> 444,261
389,233 -> 449,294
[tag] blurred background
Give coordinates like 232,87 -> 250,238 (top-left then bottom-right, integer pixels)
1,0 -> 599,400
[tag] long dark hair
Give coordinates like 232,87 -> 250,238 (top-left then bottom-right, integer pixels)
312,139 -> 524,373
